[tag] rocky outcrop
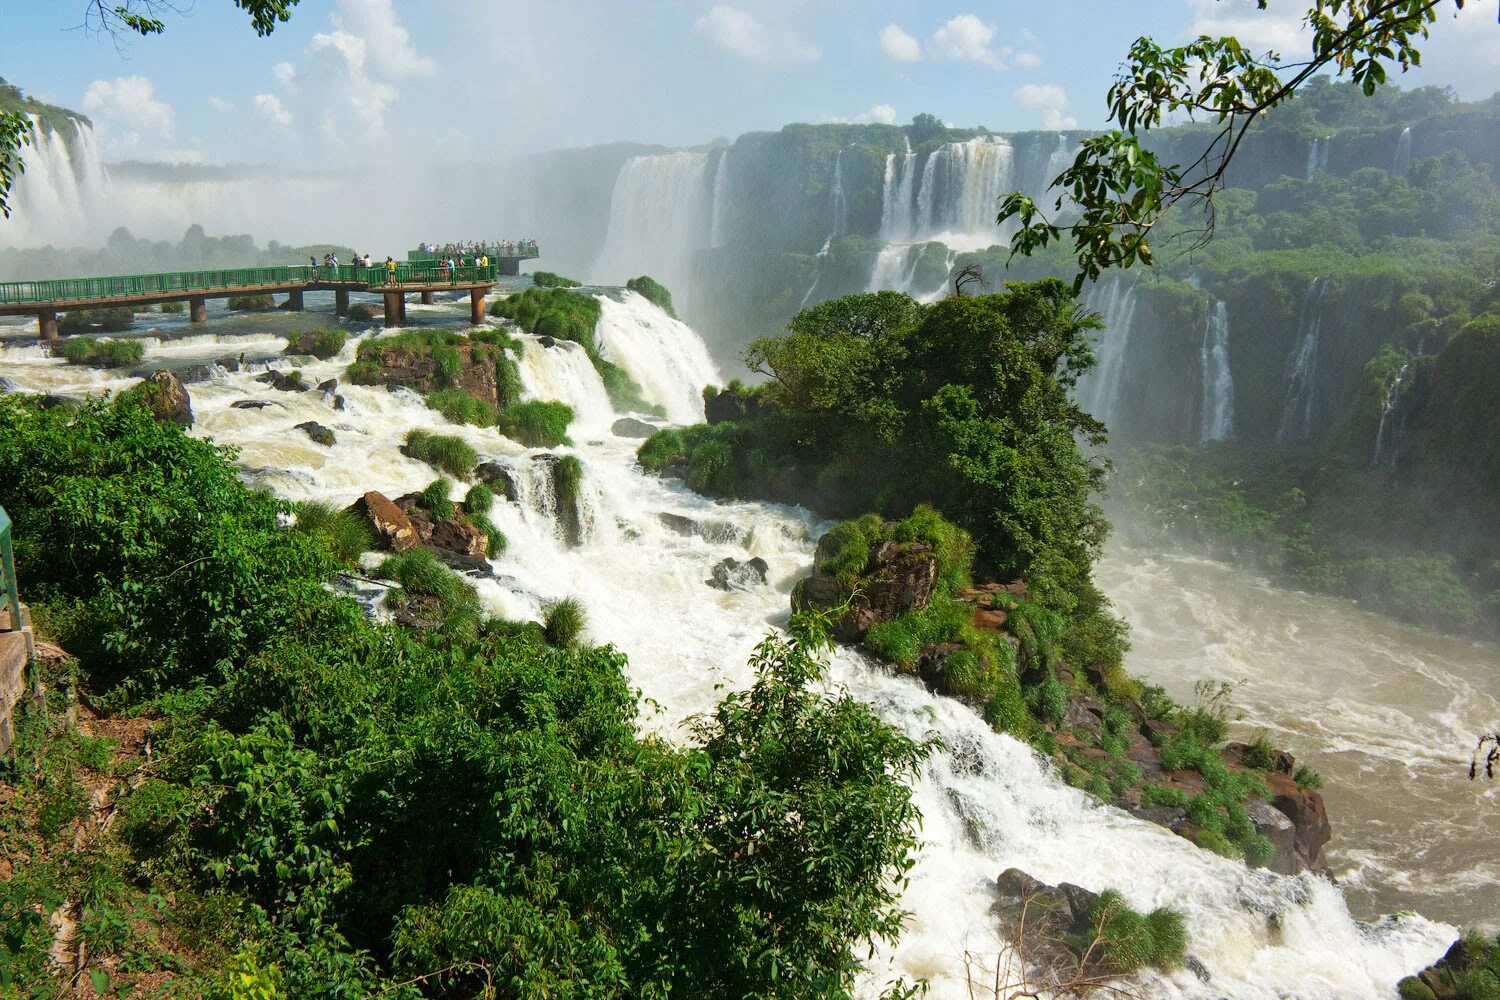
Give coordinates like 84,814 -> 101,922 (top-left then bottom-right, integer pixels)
658,512 -> 746,545
476,461 -> 519,500
1219,742 -> 1331,875
1402,935 -> 1500,1000
257,370 -> 309,393
794,536 -> 938,643
230,399 -> 277,410
391,493 -> 492,573
295,421 -> 336,447
134,370 -> 193,427
356,341 -> 505,410
707,556 -> 769,591
346,491 -> 417,553
704,384 -> 769,425
612,416 -> 658,438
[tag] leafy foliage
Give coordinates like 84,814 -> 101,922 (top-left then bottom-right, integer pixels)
402,429 -> 478,479
61,336 -> 145,368
531,271 -> 582,288
496,400 -> 574,448
292,500 -> 373,565
626,275 -> 676,317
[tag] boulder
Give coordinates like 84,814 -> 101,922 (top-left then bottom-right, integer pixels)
659,512 -> 746,545
215,354 -> 248,372
257,370 -> 310,393
295,421 -> 336,447
1244,796 -> 1299,875
429,516 -> 488,561
1262,771 -> 1331,873
332,394 -> 347,411
347,491 -> 418,552
537,335 -> 556,348
317,378 -> 339,393
177,364 -> 218,385
612,416 -> 658,438
230,399 -> 277,410
794,538 -> 938,643
136,370 -> 193,427
475,461 -> 519,500
707,556 -> 769,591
705,384 -> 769,425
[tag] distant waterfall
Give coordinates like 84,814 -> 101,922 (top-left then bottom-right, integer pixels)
1372,360 -> 1413,468
1276,277 -> 1330,443
1306,136 -> 1332,181
797,148 -> 847,310
594,291 -> 722,424
0,119 -> 112,249
591,152 -> 713,311
1393,127 -> 1413,176
910,136 -> 1015,249
1198,300 -> 1235,443
867,243 -> 924,293
879,136 -> 918,241
1076,276 -> 1140,428
709,148 -> 731,249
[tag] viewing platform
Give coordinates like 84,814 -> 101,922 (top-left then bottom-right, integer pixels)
0,244 -> 540,339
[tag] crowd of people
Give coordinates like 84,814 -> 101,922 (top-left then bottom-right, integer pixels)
298,240 -> 537,283
417,239 -> 537,257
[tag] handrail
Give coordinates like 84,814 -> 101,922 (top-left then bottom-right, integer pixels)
0,506 -> 19,632
407,244 -> 538,262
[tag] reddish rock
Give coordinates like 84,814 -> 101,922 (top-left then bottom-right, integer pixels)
429,517 -> 488,560
795,538 -> 938,643
360,342 -> 506,409
347,491 -> 417,552
1263,771 -> 1331,873
135,370 -> 193,427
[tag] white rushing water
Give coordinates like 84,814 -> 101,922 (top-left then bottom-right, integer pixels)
797,148 -> 848,310
709,148 -> 732,250
1076,275 -> 1140,429
0,120 -> 111,249
1199,300 -> 1235,443
1306,137 -> 1333,182
0,294 -> 1459,998
1277,277 -> 1330,444
1393,127 -> 1413,177
590,152 -> 713,310
1371,360 -> 1413,469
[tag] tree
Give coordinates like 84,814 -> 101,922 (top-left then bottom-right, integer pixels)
0,2 -> 300,217
998,0 -> 1475,289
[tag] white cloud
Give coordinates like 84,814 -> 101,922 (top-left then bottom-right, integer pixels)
694,5 -> 820,65
207,96 -> 236,113
1186,0 -> 1308,55
827,103 -> 897,125
253,93 -> 293,126
880,24 -> 921,62
929,14 -> 1040,70
82,75 -> 176,157
272,61 -> 297,87
1014,83 -> 1077,130
330,0 -> 436,77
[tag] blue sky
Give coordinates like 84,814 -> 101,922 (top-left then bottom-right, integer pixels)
3,1 -> 1497,166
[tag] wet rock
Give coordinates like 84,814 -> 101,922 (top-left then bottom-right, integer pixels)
428,516 -> 488,561
332,394 -> 346,411
658,512 -> 746,545
475,461 -> 519,500
1262,770 -> 1331,874
704,384 -> 769,424
215,354 -> 248,372
257,370 -> 310,393
612,416 -> 658,438
177,364 -> 219,385
347,490 -> 418,553
317,378 -> 339,393
794,535 -> 938,643
0,376 -> 21,393
1245,796 -> 1298,874
707,556 -> 769,591
536,453 -> 584,547
537,335 -> 556,348
295,421 -> 336,447
134,370 -> 193,427
230,399 -> 277,410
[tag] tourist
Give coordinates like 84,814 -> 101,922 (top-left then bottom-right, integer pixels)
385,256 -> 397,282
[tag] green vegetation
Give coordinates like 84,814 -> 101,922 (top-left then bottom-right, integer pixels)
496,399 -> 574,448
0,392 -> 928,996
463,483 -> 494,514
403,429 -> 478,479
158,300 -> 185,314
285,328 -> 346,360
291,499 -> 374,565
425,387 -> 496,427
418,478 -> 455,519
60,336 -> 144,368
227,293 -> 275,312
347,302 -> 378,321
532,270 -> 582,288
59,307 -> 134,334
543,597 -> 587,647
1399,931 -> 1500,1000
1087,890 -> 1188,975
626,274 -> 676,317
349,328 -> 524,412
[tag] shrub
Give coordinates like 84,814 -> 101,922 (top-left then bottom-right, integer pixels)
375,549 -> 479,618
61,336 -> 144,368
419,478 -> 455,519
1293,764 -> 1324,790
626,275 -> 676,317
464,483 -> 494,514
159,300 -> 185,314
497,400 -> 574,448
985,684 -> 1034,738
404,429 -> 478,479
1090,890 -> 1188,974
59,307 -> 134,333
637,429 -> 687,472
426,388 -> 497,427
293,500 -> 374,564
227,294 -> 275,312
814,513 -> 886,587
287,329 -> 346,360
1397,977 -> 1438,1000
1458,969 -> 1500,1000
532,271 -> 582,288
543,597 -> 587,647
1242,734 -> 1278,770
348,303 -> 378,322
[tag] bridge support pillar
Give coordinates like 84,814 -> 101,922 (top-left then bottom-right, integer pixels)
498,258 -> 521,277
383,291 -> 406,327
189,297 -> 207,324
420,291 -> 434,305
286,289 -> 304,311
469,288 -> 486,325
335,289 -> 350,316
36,310 -> 58,341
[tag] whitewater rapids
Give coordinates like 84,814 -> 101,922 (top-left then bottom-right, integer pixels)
0,296 -> 1457,998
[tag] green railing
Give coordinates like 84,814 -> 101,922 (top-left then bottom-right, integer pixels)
0,506 -> 19,632
407,243 -> 538,262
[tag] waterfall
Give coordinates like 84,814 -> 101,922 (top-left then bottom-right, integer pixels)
1198,300 -> 1235,443
912,136 -> 1015,249
1392,127 -> 1413,176
591,152 -> 713,311
0,119 -> 112,249
1372,361 -> 1413,468
797,148 -> 847,310
0,298 -> 1460,999
709,148 -> 731,249
1276,277 -> 1330,443
593,290 -> 722,424
879,136 -> 918,241
515,334 -> 616,434
1305,136 -> 1332,181
867,243 -> 924,293
1076,276 -> 1140,429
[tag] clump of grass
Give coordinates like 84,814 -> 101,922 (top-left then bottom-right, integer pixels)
543,597 -> 586,647
625,275 -> 676,317
1293,764 -> 1323,790
376,549 -> 480,621
227,294 -> 275,312
466,511 -> 506,557
464,483 -> 494,514
636,428 -> 686,471
1088,890 -> 1188,974
496,400 -> 573,448
292,499 -> 373,564
404,429 -> 478,479
432,344 -> 461,387
61,336 -> 144,368
287,329 -> 347,360
347,359 -> 383,385
158,300 -> 185,314
426,388 -> 496,427
532,271 -> 582,288
553,455 -> 583,514
419,478 -> 455,519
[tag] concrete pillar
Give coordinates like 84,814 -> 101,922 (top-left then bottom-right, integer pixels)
470,288 -> 486,325
37,309 -> 58,341
420,290 -> 435,305
189,297 -> 207,324
286,289 -> 304,311
498,258 -> 521,277
335,289 -> 350,316
383,291 -> 403,326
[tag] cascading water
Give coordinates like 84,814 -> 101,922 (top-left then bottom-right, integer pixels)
866,243 -> 923,294
1372,361 -> 1412,468
1198,300 -> 1235,443
910,136 -> 1015,250
516,333 -> 616,434
1306,136 -> 1333,181
709,148 -> 732,250
1276,277 -> 1330,444
1076,276 -> 1140,429
593,290 -> 721,424
0,119 -> 111,249
797,148 -> 848,310
591,152 -> 713,312
879,136 -> 919,241
1392,127 -> 1413,177
0,290 -> 1462,997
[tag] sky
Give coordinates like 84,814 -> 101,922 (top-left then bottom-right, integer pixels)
2,0 -> 1499,167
